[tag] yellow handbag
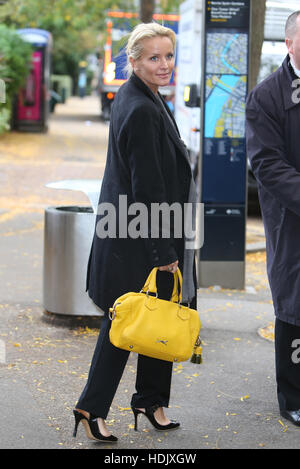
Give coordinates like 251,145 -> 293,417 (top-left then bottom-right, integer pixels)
108,267 -> 202,363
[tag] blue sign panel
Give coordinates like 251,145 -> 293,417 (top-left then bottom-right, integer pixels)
202,0 -> 250,204
199,0 -> 250,274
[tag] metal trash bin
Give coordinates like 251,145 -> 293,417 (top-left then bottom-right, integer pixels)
43,179 -> 102,317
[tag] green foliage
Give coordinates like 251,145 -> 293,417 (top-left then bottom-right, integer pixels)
1,1 -> 98,77
160,0 -> 183,14
0,0 -> 137,83
0,24 -> 33,134
0,106 -> 10,134
0,24 -> 33,97
0,1 -> 181,82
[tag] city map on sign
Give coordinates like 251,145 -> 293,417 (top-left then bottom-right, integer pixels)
205,32 -> 248,138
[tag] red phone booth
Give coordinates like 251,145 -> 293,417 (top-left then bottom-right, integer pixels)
12,29 -> 52,132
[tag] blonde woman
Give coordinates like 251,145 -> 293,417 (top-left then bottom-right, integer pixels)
73,22 -> 197,443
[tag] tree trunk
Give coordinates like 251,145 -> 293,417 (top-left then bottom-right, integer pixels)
139,0 -> 155,23
249,0 -> 266,91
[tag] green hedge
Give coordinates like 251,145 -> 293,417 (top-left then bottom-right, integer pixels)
0,25 -> 33,134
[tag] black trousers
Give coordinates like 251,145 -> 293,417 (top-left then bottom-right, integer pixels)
275,318 -> 300,411
76,271 -> 183,419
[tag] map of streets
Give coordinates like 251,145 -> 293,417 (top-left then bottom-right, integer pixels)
205,32 -> 248,138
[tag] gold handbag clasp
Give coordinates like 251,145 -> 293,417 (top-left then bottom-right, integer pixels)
109,302 -> 121,320
146,290 -> 158,299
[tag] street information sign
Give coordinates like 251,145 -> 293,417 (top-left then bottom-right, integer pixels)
199,0 -> 250,289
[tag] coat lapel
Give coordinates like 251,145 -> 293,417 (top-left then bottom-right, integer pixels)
157,93 -> 192,169
130,72 -> 157,104
130,73 -> 192,170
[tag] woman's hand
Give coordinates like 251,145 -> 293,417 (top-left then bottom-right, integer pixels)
158,260 -> 178,274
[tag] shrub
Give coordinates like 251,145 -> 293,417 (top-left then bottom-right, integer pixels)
0,25 -> 33,134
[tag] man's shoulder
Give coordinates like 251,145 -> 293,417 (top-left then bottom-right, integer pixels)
247,63 -> 285,112
251,65 -> 282,97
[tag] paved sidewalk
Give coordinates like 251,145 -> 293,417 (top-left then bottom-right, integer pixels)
1,278 -> 299,450
0,215 -> 297,450
1,96 -> 298,450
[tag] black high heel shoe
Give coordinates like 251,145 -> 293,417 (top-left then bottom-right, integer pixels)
73,410 -> 118,443
131,404 -> 180,432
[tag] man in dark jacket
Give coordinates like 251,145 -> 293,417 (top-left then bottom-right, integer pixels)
246,11 -> 300,426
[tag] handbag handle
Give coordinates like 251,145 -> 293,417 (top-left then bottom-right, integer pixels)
141,267 -> 183,304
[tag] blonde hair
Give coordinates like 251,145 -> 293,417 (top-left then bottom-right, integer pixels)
125,22 -> 176,77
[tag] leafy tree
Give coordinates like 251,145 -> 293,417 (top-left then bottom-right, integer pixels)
0,0 -> 136,89
0,0 -> 180,87
0,25 -> 32,97
0,0 -> 267,95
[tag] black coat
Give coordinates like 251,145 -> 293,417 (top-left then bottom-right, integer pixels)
246,55 -> 300,326
87,73 -> 196,313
